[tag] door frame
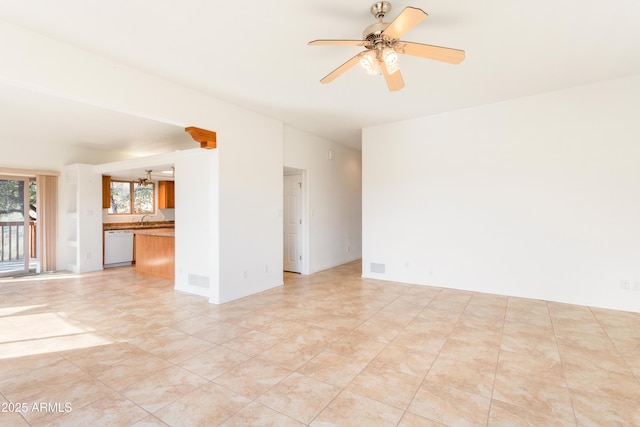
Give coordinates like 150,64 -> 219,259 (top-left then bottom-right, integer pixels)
283,167 -> 309,274
0,175 -> 32,276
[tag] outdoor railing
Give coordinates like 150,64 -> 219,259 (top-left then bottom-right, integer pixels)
0,221 -> 36,261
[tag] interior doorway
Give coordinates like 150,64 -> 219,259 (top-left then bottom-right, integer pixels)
0,176 -> 36,276
283,168 -> 305,273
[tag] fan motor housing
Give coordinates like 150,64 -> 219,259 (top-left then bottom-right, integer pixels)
370,1 -> 392,18
364,2 -> 394,46
363,22 -> 388,41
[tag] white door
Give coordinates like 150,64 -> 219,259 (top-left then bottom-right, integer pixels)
283,174 -> 302,273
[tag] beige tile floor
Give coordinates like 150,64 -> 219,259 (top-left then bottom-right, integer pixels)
0,261 -> 639,426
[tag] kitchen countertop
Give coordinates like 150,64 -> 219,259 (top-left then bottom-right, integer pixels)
103,221 -> 174,231
132,227 -> 175,237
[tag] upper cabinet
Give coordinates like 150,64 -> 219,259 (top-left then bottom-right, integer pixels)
158,180 -> 175,209
102,175 -> 111,209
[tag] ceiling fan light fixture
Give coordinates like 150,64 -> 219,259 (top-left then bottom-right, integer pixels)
359,50 -> 377,70
382,47 -> 400,74
382,47 -> 398,66
366,60 -> 381,76
360,50 -> 382,76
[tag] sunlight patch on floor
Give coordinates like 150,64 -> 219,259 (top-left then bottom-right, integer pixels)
0,306 -> 115,359
0,271 -> 80,283
0,304 -> 47,316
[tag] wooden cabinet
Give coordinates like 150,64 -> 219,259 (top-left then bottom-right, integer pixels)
158,180 -> 175,209
102,175 -> 111,209
134,230 -> 175,281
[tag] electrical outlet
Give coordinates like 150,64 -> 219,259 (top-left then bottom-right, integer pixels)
621,280 -> 631,290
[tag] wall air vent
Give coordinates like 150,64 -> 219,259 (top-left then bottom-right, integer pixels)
370,263 -> 386,274
188,273 -> 210,288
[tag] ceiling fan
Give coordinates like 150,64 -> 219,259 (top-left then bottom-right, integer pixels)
309,1 -> 465,91
137,170 -> 153,185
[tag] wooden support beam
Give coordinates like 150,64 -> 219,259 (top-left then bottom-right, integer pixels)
185,126 -> 217,149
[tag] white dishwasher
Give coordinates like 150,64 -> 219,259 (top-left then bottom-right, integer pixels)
104,230 -> 134,267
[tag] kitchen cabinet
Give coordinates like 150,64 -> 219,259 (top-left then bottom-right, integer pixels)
134,228 -> 175,280
158,180 -> 175,209
102,175 -> 111,209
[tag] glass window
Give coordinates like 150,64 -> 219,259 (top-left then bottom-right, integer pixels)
108,180 -> 154,215
133,183 -> 154,213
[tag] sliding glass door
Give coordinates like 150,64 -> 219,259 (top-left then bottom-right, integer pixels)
0,177 -> 33,276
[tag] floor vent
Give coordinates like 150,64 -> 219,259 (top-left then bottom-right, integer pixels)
188,273 -> 210,288
370,263 -> 386,274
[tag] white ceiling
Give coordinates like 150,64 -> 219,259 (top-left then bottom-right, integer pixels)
0,84 -> 192,156
0,0 -> 639,152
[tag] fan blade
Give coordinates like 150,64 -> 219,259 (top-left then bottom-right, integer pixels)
382,7 -> 428,40
309,39 -> 366,46
395,41 -> 465,64
380,61 -> 405,92
319,52 -> 365,84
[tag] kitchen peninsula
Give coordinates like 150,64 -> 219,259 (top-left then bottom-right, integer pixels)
133,228 -> 175,281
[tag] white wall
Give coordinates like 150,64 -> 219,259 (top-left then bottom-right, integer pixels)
284,126 -> 362,274
57,164 -> 103,273
363,75 -> 640,313
174,150 -> 219,299
217,121 -> 284,303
